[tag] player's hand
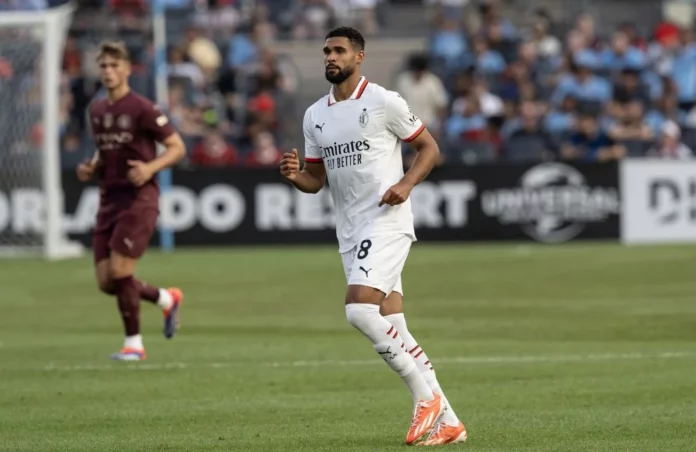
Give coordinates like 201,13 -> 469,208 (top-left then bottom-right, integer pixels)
379,181 -> 414,207
127,160 -> 155,187
76,160 -> 95,182
280,149 -> 300,181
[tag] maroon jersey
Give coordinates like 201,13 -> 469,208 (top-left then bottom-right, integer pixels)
89,91 -> 175,209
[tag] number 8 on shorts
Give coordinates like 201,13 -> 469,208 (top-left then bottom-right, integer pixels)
341,234 -> 413,296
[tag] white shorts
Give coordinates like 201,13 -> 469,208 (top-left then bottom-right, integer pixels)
341,234 -> 412,296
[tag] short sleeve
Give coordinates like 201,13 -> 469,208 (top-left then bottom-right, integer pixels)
140,101 -> 175,142
385,90 -> 425,143
303,108 -> 323,163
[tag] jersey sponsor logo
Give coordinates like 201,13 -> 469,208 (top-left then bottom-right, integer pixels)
95,132 -> 134,150
321,139 -> 370,171
117,114 -> 131,129
481,162 -> 619,243
359,108 -> 369,128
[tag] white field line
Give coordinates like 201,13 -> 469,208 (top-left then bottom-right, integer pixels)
37,351 -> 696,373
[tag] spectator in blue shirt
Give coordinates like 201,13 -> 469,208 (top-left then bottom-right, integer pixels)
479,2 -> 517,41
600,30 -> 646,72
670,30 -> 696,108
0,0 -> 45,9
429,18 -> 467,69
227,24 -> 260,69
471,35 -> 506,75
562,111 -> 626,162
544,95 -> 577,136
645,94 -> 687,136
551,51 -> 611,106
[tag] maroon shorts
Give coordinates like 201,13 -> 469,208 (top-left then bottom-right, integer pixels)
93,206 -> 159,263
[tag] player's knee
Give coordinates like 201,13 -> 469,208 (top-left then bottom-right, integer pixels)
108,255 -> 135,280
344,299 -> 382,332
98,279 -> 116,295
345,285 -> 384,306
380,291 -> 403,316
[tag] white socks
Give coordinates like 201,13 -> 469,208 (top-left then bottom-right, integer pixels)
124,334 -> 143,350
385,313 -> 459,426
157,289 -> 173,311
345,303 -> 434,403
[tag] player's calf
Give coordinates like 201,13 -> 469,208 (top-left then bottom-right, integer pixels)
344,290 -> 435,405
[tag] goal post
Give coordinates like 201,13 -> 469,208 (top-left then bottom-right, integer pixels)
0,2 -> 84,260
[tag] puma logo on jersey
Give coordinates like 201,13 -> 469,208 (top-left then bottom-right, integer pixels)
315,123 -> 325,132
359,266 -> 371,277
123,238 -> 133,250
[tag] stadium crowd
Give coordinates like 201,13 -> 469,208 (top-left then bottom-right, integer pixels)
400,2 -> 696,164
2,0 -> 694,170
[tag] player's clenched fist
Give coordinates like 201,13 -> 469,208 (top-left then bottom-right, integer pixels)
76,160 -> 96,182
280,148 -> 300,181
127,160 -> 155,187
379,181 -> 413,207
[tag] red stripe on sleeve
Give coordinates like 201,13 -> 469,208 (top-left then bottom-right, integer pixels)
403,124 -> 425,143
305,157 -> 323,163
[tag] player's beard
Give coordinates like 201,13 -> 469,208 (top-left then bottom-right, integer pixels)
325,65 -> 354,84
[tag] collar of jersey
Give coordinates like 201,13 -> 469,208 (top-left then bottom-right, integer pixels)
328,76 -> 369,106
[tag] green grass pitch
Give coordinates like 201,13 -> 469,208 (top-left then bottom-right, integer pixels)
1,243 -> 695,451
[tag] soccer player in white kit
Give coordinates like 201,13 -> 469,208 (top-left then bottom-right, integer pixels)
280,27 -> 467,446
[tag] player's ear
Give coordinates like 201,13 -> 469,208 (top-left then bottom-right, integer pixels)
356,50 -> 365,65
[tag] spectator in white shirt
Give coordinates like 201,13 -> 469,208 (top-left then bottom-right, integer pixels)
648,119 -> 694,159
395,53 -> 449,136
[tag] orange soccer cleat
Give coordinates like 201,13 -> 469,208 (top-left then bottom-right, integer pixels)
163,287 -> 183,339
406,392 -> 443,445
110,347 -> 146,361
419,420 -> 468,446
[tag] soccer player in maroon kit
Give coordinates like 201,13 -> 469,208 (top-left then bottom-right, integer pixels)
76,42 -> 187,361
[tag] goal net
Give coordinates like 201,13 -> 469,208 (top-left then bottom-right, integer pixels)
0,2 -> 83,260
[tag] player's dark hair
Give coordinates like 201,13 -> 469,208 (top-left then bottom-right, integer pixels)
97,41 -> 131,62
325,26 -> 366,51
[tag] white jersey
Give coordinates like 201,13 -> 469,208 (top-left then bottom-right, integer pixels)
303,76 -> 425,253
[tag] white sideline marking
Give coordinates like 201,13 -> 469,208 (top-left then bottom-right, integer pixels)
39,351 -> 696,373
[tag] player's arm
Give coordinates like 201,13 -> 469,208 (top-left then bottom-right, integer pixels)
399,127 -> 439,188
380,92 -> 440,207
281,109 -> 326,194
280,150 -> 326,194
143,132 -> 186,174
77,106 -> 101,182
128,104 -> 186,187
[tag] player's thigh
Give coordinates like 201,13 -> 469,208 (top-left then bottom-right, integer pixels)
92,213 -> 114,266
341,248 -> 356,282
347,234 -> 412,297
109,208 -> 158,277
